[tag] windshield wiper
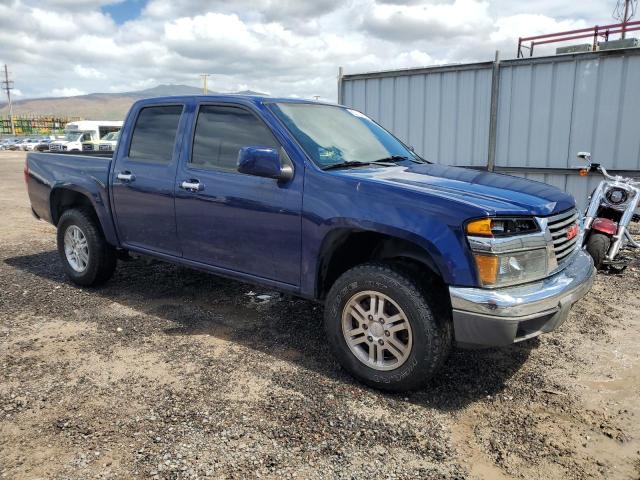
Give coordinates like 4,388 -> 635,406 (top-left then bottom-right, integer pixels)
375,154 -> 429,164
321,160 -> 396,171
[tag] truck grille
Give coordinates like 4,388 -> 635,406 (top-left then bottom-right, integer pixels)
546,208 -> 580,264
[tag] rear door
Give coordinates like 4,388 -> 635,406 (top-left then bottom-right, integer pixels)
174,102 -> 303,286
111,103 -> 187,256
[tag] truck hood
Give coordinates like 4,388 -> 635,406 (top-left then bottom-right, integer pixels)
338,163 -> 575,216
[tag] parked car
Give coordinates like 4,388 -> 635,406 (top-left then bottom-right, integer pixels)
0,139 -> 17,150
35,139 -> 53,152
82,130 -> 120,152
9,139 -> 25,150
22,138 -> 42,151
25,95 -> 596,392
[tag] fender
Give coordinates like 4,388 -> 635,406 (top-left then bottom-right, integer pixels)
50,183 -> 120,247
303,216 -> 478,298
591,217 -> 618,235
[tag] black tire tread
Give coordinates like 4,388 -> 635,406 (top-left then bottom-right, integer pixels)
56,207 -> 117,286
586,232 -> 610,270
324,261 -> 452,392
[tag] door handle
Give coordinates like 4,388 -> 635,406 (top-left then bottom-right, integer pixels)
180,180 -> 204,192
117,171 -> 135,182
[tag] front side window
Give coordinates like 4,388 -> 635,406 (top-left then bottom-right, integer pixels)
129,105 -> 183,164
268,103 -> 418,168
191,105 -> 278,171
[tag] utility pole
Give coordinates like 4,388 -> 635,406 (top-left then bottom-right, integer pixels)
199,74 -> 210,95
2,64 -> 15,136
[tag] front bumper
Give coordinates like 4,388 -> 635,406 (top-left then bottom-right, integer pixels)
449,249 -> 595,347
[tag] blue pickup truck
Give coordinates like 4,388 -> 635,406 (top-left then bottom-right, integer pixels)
26,95 -> 595,391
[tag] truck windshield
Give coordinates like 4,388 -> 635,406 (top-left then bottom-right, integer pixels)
63,131 -> 86,142
268,103 -> 421,169
101,131 -> 119,141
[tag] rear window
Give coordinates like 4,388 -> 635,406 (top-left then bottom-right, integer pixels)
128,105 -> 183,164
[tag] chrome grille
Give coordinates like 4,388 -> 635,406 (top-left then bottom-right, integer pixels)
546,208 -> 579,264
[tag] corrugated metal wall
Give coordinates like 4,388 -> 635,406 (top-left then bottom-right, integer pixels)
496,51 -> 640,170
342,63 -> 493,167
340,48 -> 640,209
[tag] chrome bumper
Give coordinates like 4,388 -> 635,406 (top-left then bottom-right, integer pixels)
449,249 -> 595,347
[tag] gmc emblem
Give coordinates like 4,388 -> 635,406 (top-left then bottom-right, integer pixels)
566,223 -> 578,241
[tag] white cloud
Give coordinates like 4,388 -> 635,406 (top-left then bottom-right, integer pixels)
50,88 -> 87,97
73,65 -> 106,79
0,0 -> 631,102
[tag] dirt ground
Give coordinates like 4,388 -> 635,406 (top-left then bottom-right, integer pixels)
0,150 -> 638,479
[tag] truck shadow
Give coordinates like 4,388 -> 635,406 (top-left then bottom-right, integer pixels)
5,250 -> 535,411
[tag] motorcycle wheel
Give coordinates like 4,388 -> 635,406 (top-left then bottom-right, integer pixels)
586,232 -> 611,270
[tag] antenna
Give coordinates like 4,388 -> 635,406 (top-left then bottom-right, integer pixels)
1,65 -> 15,136
613,0 -> 638,38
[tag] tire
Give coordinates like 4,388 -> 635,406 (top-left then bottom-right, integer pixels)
586,232 -> 611,270
324,262 -> 452,392
56,208 -> 117,286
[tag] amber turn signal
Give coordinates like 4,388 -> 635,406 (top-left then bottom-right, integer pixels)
474,254 -> 498,286
466,218 -> 493,236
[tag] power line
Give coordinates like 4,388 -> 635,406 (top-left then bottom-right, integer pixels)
1,64 -> 15,136
613,0 -> 638,38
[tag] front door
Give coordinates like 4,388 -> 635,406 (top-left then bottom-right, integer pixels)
111,104 -> 185,256
174,103 -> 302,286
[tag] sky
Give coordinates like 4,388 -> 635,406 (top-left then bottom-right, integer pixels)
0,0 -> 621,101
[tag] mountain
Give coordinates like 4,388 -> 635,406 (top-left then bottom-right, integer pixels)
0,85 -> 267,120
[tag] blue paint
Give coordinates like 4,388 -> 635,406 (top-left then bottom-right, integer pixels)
26,95 -> 577,298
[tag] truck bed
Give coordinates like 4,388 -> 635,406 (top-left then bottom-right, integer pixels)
26,152 -> 113,225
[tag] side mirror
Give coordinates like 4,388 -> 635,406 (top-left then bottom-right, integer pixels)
237,146 -> 293,181
576,151 -> 592,162
576,152 -> 592,176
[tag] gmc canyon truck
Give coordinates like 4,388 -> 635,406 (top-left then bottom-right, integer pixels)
26,95 -> 596,391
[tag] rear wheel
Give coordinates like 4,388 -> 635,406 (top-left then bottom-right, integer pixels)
586,232 -> 611,270
56,208 -> 117,286
324,262 -> 452,392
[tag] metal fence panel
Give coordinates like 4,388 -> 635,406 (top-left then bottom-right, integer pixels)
342,65 -> 493,167
496,50 -> 640,170
340,48 -> 640,208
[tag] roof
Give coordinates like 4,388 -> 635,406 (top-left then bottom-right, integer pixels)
133,94 -> 340,107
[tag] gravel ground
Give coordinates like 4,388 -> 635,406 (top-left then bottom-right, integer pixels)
1,150 -> 639,479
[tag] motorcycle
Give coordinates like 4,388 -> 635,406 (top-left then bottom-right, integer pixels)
577,152 -> 640,269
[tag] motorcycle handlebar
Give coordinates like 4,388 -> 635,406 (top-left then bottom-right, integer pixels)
574,163 -> 640,185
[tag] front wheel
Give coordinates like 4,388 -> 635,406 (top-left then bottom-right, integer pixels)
324,262 -> 452,392
586,232 -> 611,269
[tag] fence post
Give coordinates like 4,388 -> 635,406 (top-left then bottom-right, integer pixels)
337,66 -> 344,104
487,50 -> 501,172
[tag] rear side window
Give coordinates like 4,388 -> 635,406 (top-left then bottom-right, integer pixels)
191,105 -> 278,171
128,105 -> 183,164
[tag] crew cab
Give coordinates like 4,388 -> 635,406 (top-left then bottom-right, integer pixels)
25,95 -> 595,391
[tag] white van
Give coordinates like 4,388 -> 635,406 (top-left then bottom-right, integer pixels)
49,121 -> 123,152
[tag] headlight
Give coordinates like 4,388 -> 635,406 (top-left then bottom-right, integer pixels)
466,216 -> 550,288
605,187 -> 629,206
474,249 -> 548,288
466,217 -> 539,237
